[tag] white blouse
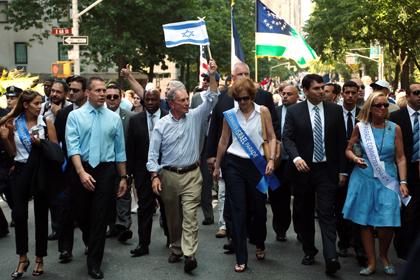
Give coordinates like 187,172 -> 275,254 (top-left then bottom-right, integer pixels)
14,115 -> 46,163
227,103 -> 264,159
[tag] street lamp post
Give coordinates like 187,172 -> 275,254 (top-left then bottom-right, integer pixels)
71,0 -> 104,75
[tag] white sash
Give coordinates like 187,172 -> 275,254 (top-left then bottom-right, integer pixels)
358,122 -> 411,206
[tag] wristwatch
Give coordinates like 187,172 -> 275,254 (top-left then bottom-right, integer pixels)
120,175 -> 130,180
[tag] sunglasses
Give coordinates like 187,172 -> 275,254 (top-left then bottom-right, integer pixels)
372,103 -> 389,108
106,94 -> 120,100
412,90 -> 420,96
234,96 -> 251,102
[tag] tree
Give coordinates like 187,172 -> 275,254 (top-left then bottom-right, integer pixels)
304,0 -> 420,90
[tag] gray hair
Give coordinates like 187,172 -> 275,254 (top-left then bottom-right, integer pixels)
166,80 -> 186,101
232,62 -> 250,75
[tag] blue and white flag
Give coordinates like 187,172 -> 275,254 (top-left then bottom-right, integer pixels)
163,20 -> 210,48
231,1 -> 245,72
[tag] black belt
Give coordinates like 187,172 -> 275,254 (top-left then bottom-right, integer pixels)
163,162 -> 199,174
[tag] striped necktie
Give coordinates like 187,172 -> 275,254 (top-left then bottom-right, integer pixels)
413,112 -> 419,162
313,106 -> 324,162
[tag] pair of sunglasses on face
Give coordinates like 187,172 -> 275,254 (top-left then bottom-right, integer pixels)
234,96 -> 251,102
372,103 -> 389,109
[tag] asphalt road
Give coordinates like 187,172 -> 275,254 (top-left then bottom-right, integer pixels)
0,199 -> 402,280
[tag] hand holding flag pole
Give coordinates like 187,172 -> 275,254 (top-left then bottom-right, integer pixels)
197,17 -> 212,60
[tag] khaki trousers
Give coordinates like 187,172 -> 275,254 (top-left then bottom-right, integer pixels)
160,167 -> 202,257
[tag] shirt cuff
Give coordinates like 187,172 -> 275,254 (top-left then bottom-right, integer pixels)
293,156 -> 302,164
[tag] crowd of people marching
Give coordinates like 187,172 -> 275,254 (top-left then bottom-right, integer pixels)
0,58 -> 419,279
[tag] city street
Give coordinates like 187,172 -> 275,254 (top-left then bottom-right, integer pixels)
0,199 -> 403,280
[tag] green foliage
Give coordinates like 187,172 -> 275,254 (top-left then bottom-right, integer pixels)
304,0 -> 420,89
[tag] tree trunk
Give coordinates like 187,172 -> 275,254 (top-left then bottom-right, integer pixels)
147,62 -> 155,83
400,56 -> 410,92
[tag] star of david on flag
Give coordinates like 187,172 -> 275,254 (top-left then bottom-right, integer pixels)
163,20 -> 210,48
256,0 -> 317,68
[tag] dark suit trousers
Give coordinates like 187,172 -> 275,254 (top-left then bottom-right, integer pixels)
224,154 -> 267,265
0,206 -> 8,233
11,162 -> 49,257
73,163 -> 116,270
395,166 -> 420,259
200,139 -> 214,221
269,161 -> 293,236
136,179 -> 168,247
58,165 -> 88,253
293,163 -> 337,260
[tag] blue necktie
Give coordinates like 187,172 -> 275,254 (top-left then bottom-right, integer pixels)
89,109 -> 101,168
313,106 -> 324,162
413,112 -> 419,162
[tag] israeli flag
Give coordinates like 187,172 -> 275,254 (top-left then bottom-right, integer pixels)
163,20 -> 210,48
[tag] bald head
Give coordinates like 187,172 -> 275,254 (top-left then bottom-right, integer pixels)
281,85 -> 299,106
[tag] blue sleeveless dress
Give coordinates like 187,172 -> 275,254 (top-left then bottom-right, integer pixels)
342,121 -> 400,227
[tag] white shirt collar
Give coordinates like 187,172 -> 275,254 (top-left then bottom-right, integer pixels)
147,108 -> 161,117
342,106 -> 356,116
407,105 -> 420,116
307,100 -> 324,112
233,102 -> 261,114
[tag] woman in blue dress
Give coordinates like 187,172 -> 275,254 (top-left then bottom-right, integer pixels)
343,91 -> 409,276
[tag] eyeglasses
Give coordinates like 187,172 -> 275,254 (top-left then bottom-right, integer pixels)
372,103 -> 389,108
234,96 -> 251,102
412,90 -> 420,96
69,88 -> 81,93
106,94 -> 120,100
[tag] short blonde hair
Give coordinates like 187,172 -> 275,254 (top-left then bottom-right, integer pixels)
357,91 -> 389,123
229,77 -> 257,100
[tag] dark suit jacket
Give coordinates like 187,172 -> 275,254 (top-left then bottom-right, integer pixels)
390,107 -> 419,186
343,106 -> 360,174
206,88 -> 279,159
282,100 -> 346,185
54,104 -> 74,158
126,109 -> 168,187
119,108 -> 135,141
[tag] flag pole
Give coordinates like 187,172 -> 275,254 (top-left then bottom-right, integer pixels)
207,45 -> 213,60
254,0 -> 258,82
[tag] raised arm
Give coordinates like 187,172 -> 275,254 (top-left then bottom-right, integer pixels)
121,64 -> 144,99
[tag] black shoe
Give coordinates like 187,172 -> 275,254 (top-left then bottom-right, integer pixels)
88,268 -> 104,279
301,255 -> 315,265
168,252 -> 183,263
118,229 -> 133,243
184,256 -> 197,273
105,227 -> 120,238
223,241 -> 235,254
325,258 -> 341,275
276,234 -> 287,242
130,245 -> 149,257
337,248 -> 349,257
0,228 -> 9,238
59,250 -> 73,263
48,231 -> 58,241
202,218 -> 214,225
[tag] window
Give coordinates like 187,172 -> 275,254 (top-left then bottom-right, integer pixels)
58,42 -> 69,61
0,1 -> 8,23
14,42 -> 28,64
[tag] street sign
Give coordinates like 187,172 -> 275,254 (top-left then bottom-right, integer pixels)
63,36 -> 89,45
52,27 -> 72,35
67,50 -> 79,60
370,45 -> 380,59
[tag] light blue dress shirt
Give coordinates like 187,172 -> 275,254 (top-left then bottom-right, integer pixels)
146,90 -> 218,172
65,102 -> 126,163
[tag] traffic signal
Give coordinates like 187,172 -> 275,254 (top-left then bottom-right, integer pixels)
51,61 -> 73,78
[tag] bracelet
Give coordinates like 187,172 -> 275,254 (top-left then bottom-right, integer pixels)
151,175 -> 159,182
400,180 -> 407,185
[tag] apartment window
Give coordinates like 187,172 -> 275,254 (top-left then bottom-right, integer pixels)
14,42 -> 28,64
0,1 -> 8,23
58,42 -> 69,61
